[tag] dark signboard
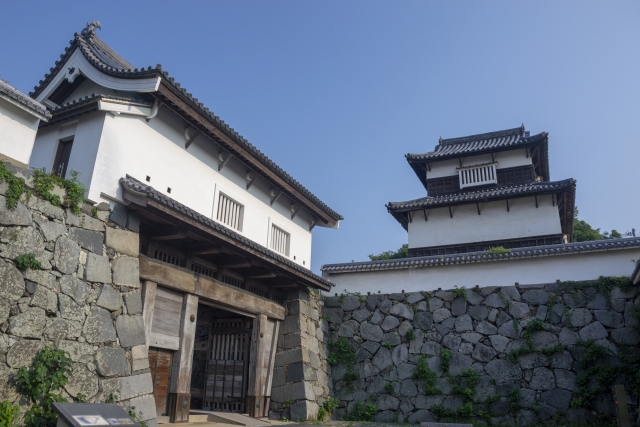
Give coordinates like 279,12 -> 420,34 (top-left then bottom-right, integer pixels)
52,403 -> 141,427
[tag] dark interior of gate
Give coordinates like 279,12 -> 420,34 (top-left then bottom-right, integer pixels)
190,305 -> 253,414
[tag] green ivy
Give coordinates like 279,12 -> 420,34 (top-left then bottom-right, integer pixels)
452,286 -> 467,300
344,402 -> 377,421
327,337 -> 358,390
384,382 -> 394,394
405,328 -> 416,340
507,318 -> 566,362
32,170 -> 86,214
0,162 -> 28,208
486,246 -> 512,255
572,340 -> 618,408
0,400 -> 20,427
557,276 -> 631,308
440,349 -> 452,372
317,397 -> 340,421
414,355 -> 440,394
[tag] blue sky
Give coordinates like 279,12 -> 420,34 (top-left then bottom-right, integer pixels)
2,1 -> 639,273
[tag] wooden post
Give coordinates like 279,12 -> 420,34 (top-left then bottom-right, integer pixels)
169,293 -> 198,423
246,315 -> 279,418
142,281 -> 157,350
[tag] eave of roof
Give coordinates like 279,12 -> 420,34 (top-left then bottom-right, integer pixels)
387,179 -> 576,235
406,128 -> 550,191
0,80 -> 51,120
321,237 -> 640,274
119,176 -> 334,290
30,25 -> 342,224
39,94 -> 152,127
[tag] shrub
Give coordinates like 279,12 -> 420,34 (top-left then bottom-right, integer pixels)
0,400 -> 19,427
487,246 -> 512,255
345,402 -> 377,421
15,253 -> 42,270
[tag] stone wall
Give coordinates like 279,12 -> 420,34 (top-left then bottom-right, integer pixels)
322,282 -> 640,425
0,164 -> 156,426
269,289 -> 329,421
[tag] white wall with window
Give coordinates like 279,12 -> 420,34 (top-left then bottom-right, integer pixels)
426,148 -> 531,180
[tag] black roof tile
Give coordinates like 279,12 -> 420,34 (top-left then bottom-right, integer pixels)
0,81 -> 51,119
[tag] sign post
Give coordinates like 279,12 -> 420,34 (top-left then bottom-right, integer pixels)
52,403 -> 141,427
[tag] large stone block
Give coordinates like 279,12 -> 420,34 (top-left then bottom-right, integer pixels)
9,306 -> 46,338
101,373 -> 153,400
30,284 -> 57,313
23,268 -> 56,289
57,340 -> 95,362
59,293 -> 86,322
323,308 -> 343,324
125,291 -> 143,315
85,253 -> 112,283
44,318 -> 83,340
338,320 -> 359,337
289,400 -> 318,421
69,227 -> 103,254
521,290 -> 549,305
271,382 -> 315,402
66,210 -> 105,232
390,303 -> 413,320
274,348 -> 309,367
116,315 -> 146,347
2,226 -> 51,267
83,306 -> 117,343
54,236 -> 82,275
360,322 -> 383,342
27,195 -> 64,220
0,197 -> 32,225
578,321 -> 608,341
95,347 -> 130,377
112,257 -> 140,288
529,367 -> 555,390
485,359 -> 522,385
34,217 -> 65,243
59,275 -> 90,303
340,295 -> 361,311
0,259 -> 25,303
105,227 -> 139,257
126,395 -> 156,422
97,285 -> 123,311
7,340 -> 44,368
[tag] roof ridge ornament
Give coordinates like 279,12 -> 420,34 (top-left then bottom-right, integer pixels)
81,20 -> 102,37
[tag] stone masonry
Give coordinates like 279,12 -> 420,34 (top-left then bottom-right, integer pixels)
270,289 -> 329,421
319,284 -> 640,425
0,164 -> 155,426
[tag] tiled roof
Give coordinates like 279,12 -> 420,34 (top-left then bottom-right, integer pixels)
406,126 -> 550,189
119,176 -> 335,289
388,179 -> 576,210
632,258 -> 640,285
0,80 -> 51,119
39,94 -> 153,127
30,22 -> 342,222
321,237 -> 640,273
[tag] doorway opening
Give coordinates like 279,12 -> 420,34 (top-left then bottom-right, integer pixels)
190,305 -> 253,414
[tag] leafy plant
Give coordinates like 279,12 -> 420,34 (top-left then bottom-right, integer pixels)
383,341 -> 393,350
508,387 -> 522,409
414,355 -> 440,394
327,337 -> 354,366
452,286 -> 467,300
15,253 -> 42,270
0,400 -> 20,427
128,406 -> 148,427
91,207 -> 98,217
486,246 -> 512,255
0,162 -> 28,209
440,349 -> 452,372
345,402 -> 377,421
384,382 -> 394,394
32,170 -> 86,214
317,396 -> 339,420
368,244 -> 409,261
17,346 -> 73,427
405,328 -> 415,340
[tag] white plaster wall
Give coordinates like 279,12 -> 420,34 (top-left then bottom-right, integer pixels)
92,107 -> 313,267
323,248 -> 640,295
407,194 -> 562,248
0,101 -> 40,166
426,148 -> 531,179
29,112 -> 106,193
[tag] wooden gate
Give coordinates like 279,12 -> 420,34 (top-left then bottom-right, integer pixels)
148,348 -> 173,418
204,318 -> 252,413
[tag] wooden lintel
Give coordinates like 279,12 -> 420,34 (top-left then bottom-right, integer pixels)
184,130 -> 201,149
448,206 -> 453,218
218,151 -> 231,171
270,190 -> 282,206
506,199 -> 510,212
476,203 -> 481,215
139,256 -> 285,320
248,272 -> 277,279
271,283 -> 299,289
149,226 -> 187,241
423,209 -> 428,222
535,195 -> 538,208
291,205 -> 300,220
190,246 -> 224,256
222,260 -> 252,269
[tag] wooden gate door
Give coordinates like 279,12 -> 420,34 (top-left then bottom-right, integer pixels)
149,348 -> 173,418
204,318 -> 252,413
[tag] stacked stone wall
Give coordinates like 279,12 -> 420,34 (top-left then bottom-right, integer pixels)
322,283 -> 640,425
0,165 -> 155,426
270,289 -> 329,421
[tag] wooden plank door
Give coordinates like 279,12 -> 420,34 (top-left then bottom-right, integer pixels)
149,347 -> 173,417
203,318 -> 252,413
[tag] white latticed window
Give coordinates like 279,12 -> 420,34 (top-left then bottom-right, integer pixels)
216,193 -> 243,231
458,163 -> 498,189
270,224 -> 290,256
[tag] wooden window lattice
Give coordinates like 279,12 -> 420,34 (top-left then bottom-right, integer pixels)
216,193 -> 243,231
269,224 -> 290,256
154,248 -> 186,268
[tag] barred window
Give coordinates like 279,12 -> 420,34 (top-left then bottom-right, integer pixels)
216,192 -> 243,231
270,224 -> 290,256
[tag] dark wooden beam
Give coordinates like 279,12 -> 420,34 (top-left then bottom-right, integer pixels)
448,206 -> 453,218
476,203 -> 481,215
408,211 -> 413,223
423,209 -> 428,222
506,199 -> 510,212
190,246 -> 225,256
309,218 -> 317,231
248,272 -> 277,279
218,151 -> 231,171
184,130 -> 201,149
149,226 -> 187,241
221,260 -> 252,269
535,195 -> 538,208
246,171 -> 257,190
270,189 -> 282,206
291,204 -> 301,220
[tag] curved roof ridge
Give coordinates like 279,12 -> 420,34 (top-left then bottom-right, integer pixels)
0,80 -> 51,119
440,125 -> 525,146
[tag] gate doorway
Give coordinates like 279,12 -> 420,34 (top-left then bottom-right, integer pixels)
190,306 -> 252,413
148,348 -> 173,418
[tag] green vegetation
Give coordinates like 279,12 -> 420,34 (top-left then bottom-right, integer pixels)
383,341 -> 393,350
440,349 -> 452,372
405,328 -> 416,340
344,402 -> 377,421
0,400 -> 19,427
573,207 -> 623,242
486,246 -> 512,255
368,244 -> 409,261
431,368 -> 480,421
507,318 -> 566,362
16,346 -> 73,427
384,382 -> 394,394
452,286 -> 467,299
91,206 -> 98,217
15,253 -> 42,270
414,355 -> 440,395
327,337 -> 358,390
317,397 -> 339,421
